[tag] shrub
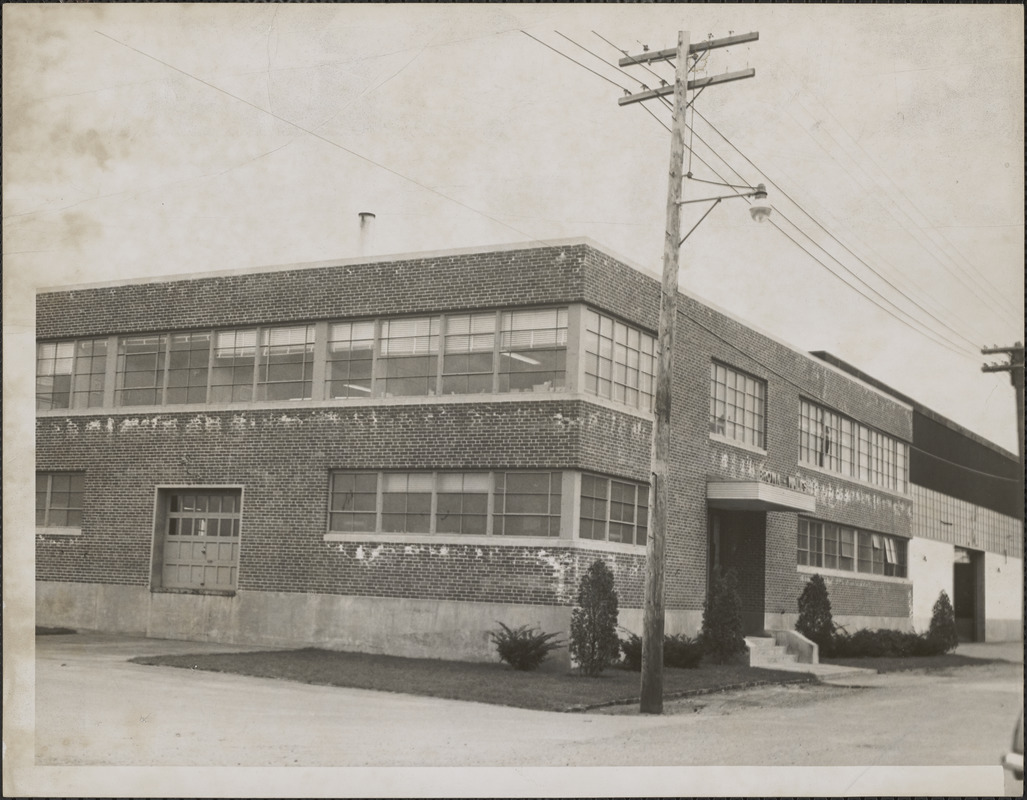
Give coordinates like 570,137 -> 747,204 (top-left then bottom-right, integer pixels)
927,590 -> 959,653
619,631 -> 703,671
830,627 -> 946,658
700,568 -> 746,664
795,574 -> 835,655
489,622 -> 564,671
664,633 -> 704,669
570,559 -> 620,677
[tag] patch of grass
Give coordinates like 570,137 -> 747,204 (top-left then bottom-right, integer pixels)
129,648 -> 815,712
823,653 -> 1002,673
36,626 -> 77,636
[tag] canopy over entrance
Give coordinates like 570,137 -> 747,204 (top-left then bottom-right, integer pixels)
706,480 -> 816,513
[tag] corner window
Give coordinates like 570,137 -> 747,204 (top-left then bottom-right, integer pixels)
709,362 -> 766,449
36,472 -> 85,530
156,488 -> 242,591
579,473 -> 649,545
583,310 -> 656,411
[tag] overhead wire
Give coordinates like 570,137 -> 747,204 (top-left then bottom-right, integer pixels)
693,107 -> 1018,342
582,29 -> 984,358
796,93 -> 1021,318
94,29 -> 554,249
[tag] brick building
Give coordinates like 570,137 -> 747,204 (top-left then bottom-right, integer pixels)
34,239 -> 1023,662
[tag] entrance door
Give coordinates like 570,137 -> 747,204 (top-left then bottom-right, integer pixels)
708,509 -> 766,635
953,547 -> 984,642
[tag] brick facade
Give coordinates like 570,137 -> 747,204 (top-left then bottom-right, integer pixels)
38,240 -> 970,654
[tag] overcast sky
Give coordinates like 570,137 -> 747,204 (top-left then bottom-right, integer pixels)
4,3 -> 1023,453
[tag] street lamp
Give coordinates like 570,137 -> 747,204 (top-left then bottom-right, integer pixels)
677,182 -> 772,245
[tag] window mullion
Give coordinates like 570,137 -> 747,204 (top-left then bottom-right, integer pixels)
205,331 -> 215,404
160,334 -> 172,405
44,474 -> 53,527
604,478 -> 612,542
430,471 -> 438,534
370,320 -> 381,398
486,471 -> 495,535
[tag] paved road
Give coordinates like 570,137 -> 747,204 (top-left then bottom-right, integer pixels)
26,634 -> 1025,795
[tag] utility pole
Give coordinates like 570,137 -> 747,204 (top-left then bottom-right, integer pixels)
981,342 -> 1025,468
619,31 -> 758,714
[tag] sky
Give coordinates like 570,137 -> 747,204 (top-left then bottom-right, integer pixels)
3,3 -> 1024,453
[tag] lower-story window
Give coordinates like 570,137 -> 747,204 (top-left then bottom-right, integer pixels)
157,488 -> 242,591
327,470 -> 562,537
798,518 -> 907,578
36,471 -> 85,530
579,473 -> 649,545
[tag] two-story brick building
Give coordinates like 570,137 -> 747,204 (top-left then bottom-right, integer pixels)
34,239 -> 1022,661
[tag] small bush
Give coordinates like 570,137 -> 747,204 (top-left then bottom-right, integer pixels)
700,568 -> 746,664
570,559 -> 621,677
664,633 -> 704,669
795,574 -> 835,655
619,631 -> 703,671
927,590 -> 959,653
489,622 -> 564,671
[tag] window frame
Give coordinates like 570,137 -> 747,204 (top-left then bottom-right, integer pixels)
798,517 -> 907,579
577,472 -> 649,546
36,471 -> 86,533
709,361 -> 767,450
583,309 -> 657,411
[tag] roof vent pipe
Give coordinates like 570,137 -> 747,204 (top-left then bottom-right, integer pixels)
358,212 -> 376,256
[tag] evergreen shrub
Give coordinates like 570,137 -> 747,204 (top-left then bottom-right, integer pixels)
570,559 -> 620,677
700,568 -> 746,664
927,590 -> 959,653
795,573 -> 835,655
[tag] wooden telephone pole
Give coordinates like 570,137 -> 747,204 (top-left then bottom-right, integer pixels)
619,30 -> 758,714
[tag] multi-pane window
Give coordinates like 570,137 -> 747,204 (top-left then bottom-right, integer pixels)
327,321 -> 375,398
116,334 -> 168,406
327,470 -> 560,537
709,362 -> 766,448
258,324 -> 315,401
36,339 -> 108,410
40,306 -> 573,410
579,473 -> 649,545
161,489 -> 242,591
210,329 -> 257,403
167,332 -> 211,405
583,310 -> 656,411
36,472 -> 85,528
328,472 -> 378,532
499,308 -> 568,392
798,518 -> 906,578
436,472 -> 489,534
377,317 -> 441,397
443,313 -> 496,394
494,471 -> 562,536
798,399 -> 908,492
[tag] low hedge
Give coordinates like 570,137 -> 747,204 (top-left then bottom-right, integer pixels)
826,628 -> 952,658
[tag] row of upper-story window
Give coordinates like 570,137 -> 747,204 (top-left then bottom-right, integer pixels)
36,306 -> 658,412
36,308 -> 909,493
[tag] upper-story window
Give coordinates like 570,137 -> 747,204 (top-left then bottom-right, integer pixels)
443,313 -> 496,395
36,339 -> 107,410
798,399 -> 908,492
499,308 -> 568,392
258,324 -> 315,401
377,316 -> 441,397
709,362 -> 766,449
583,310 -> 656,411
326,321 -> 375,398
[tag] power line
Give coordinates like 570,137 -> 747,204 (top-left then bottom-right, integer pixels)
520,31 -> 628,92
94,29 -> 551,250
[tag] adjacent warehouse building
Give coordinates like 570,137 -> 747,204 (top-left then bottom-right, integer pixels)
35,239 -> 1023,661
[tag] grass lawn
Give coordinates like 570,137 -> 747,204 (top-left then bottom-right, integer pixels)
822,653 -> 1002,673
129,648 -> 815,712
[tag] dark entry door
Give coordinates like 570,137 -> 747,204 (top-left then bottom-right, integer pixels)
953,547 -> 984,642
708,509 -> 766,635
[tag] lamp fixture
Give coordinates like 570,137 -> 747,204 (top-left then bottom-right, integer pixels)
676,182 -> 771,245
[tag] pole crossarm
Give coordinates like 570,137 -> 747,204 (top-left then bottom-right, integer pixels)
618,69 -> 755,106
618,32 -> 759,66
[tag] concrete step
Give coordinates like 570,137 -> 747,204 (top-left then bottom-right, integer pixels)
745,637 -> 799,668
